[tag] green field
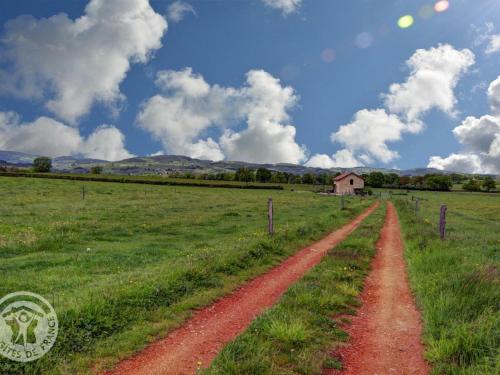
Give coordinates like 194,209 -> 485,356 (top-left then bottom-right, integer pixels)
394,191 -> 499,374
0,176 -> 372,374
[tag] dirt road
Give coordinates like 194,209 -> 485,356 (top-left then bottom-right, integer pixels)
329,202 -> 429,375
105,202 -> 379,375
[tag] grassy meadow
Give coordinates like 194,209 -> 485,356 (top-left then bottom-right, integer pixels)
205,203 -> 386,374
0,176 -> 372,374
394,191 -> 499,374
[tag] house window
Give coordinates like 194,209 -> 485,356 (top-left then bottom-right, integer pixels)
350,179 -> 354,185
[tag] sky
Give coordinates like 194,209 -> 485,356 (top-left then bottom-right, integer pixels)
0,0 -> 499,173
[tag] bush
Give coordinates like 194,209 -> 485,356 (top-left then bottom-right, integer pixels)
462,179 -> 481,192
90,166 -> 103,174
33,157 -> 52,172
482,176 -> 496,192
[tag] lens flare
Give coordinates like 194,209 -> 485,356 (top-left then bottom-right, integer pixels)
321,48 -> 336,63
434,1 -> 449,12
355,32 -> 374,49
398,15 -> 414,29
418,5 -> 434,19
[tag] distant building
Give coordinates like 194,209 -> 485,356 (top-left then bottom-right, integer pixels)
332,172 -> 364,195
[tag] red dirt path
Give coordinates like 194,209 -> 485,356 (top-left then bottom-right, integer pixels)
328,202 -> 429,375
104,202 -> 379,375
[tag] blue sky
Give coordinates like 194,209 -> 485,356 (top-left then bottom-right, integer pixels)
0,0 -> 499,173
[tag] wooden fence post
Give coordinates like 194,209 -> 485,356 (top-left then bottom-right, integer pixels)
439,204 -> 447,239
340,194 -> 345,210
415,198 -> 419,214
82,185 -> 85,200
268,197 -> 274,236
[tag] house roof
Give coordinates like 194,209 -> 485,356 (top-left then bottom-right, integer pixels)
333,172 -> 363,182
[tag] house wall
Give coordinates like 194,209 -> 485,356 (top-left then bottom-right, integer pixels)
334,175 -> 364,195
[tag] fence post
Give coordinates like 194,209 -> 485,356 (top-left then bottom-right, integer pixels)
439,204 -> 447,239
82,185 -> 85,200
415,198 -> 419,214
268,197 -> 274,236
340,194 -> 345,210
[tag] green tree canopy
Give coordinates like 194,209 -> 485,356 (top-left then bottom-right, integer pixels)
33,157 -> 52,173
462,179 -> 482,192
482,176 -> 496,192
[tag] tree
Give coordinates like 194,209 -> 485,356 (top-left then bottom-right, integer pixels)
366,172 -> 385,188
90,166 -> 103,174
450,173 -> 465,184
399,176 -> 411,186
234,168 -> 255,182
424,174 -> 452,191
256,168 -> 272,183
462,179 -> 481,192
482,176 -> 496,192
301,173 -> 315,185
33,157 -> 52,173
384,173 -> 400,186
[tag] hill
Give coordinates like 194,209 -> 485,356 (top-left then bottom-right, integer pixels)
0,150 -> 465,177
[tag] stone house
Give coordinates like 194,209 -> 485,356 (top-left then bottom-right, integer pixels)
332,172 -> 364,195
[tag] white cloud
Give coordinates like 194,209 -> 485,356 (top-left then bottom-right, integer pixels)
138,68 -> 305,164
384,44 -> 475,122
453,115 -> 500,154
167,1 -> 196,23
305,150 -> 363,168
261,0 -> 302,15
428,77 -> 500,174
471,22 -> 495,47
0,112 -> 132,161
82,125 -> 134,161
0,0 -> 167,123
428,153 -> 484,173
488,75 -> 500,115
486,35 -> 500,54
329,109 -> 420,164
313,44 -> 475,168
219,70 -> 306,164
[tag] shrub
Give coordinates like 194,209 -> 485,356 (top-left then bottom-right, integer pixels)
90,166 -> 103,174
482,176 -> 496,192
462,179 -> 481,192
33,157 -> 52,172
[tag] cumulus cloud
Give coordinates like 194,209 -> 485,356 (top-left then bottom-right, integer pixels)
304,150 -> 363,168
137,68 -> 305,163
428,153 -> 484,173
219,70 -> 306,163
167,1 -> 196,23
488,75 -> 500,115
331,109 -> 420,164
261,0 -> 302,15
486,35 -> 500,54
0,0 -> 167,123
0,112 -> 132,161
428,76 -> 500,174
384,44 -> 475,122
307,44 -> 475,168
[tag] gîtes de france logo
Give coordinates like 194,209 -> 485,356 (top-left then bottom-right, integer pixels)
0,291 -> 58,362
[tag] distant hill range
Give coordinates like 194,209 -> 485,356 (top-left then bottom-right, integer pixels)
0,150 -> 472,177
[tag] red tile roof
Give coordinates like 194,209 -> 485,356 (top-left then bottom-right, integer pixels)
333,172 -> 363,182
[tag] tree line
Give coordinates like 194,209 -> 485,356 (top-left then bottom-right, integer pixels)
362,171 -> 496,192
2,157 -> 496,192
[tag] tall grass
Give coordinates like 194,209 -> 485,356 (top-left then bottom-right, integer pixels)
0,177 -> 372,374
205,203 -> 385,374
394,192 -> 499,375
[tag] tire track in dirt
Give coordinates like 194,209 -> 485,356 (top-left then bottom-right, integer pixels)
327,202 -> 429,375
104,202 -> 379,375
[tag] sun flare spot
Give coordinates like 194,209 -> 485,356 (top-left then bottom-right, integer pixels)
398,15 -> 414,29
434,1 -> 450,13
